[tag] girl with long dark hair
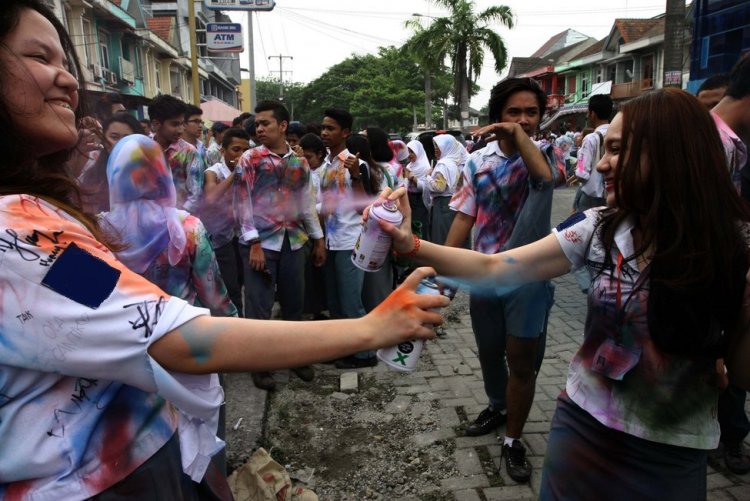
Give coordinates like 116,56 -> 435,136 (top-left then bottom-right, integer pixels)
379,88 -> 750,499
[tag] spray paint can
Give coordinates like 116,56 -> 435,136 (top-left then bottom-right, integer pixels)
377,277 -> 456,372
351,200 -> 403,272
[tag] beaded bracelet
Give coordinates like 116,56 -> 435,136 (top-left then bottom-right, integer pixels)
395,234 -> 421,258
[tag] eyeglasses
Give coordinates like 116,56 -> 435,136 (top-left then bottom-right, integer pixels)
186,119 -> 204,125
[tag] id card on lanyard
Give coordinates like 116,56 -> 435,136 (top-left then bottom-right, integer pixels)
591,252 -> 645,380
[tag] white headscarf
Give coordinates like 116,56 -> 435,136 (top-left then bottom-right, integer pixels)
406,140 -> 431,179
432,134 -> 467,191
103,135 -> 188,273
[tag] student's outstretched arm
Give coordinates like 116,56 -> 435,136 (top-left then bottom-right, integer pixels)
374,187 -> 571,284
148,267 -> 448,374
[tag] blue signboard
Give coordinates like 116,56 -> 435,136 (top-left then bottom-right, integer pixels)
207,23 -> 243,52
204,0 -> 276,11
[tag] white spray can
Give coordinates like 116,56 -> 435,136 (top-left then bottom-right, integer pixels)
351,199 -> 403,272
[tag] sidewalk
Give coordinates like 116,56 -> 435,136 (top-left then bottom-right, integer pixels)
225,187 -> 750,500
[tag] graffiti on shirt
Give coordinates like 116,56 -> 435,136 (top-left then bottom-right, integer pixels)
42,313 -> 91,362
123,296 -> 167,338
0,229 -> 41,261
0,228 -> 65,265
16,310 -> 33,324
48,378 -> 114,438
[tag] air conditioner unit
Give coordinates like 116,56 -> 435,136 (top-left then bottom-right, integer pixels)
119,57 -> 135,84
89,63 -> 104,81
107,70 -> 118,86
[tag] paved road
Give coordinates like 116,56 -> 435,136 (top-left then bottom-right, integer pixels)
226,186 -> 750,500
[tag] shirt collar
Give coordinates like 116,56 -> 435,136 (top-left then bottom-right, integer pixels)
480,139 -> 506,159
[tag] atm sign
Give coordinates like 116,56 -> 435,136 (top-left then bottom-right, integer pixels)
206,23 -> 243,53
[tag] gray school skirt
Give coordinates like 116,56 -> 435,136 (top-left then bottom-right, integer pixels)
540,394 -> 708,501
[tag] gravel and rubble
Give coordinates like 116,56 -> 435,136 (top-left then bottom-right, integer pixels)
225,293 -> 470,501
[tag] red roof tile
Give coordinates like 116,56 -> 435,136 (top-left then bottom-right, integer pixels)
146,16 -> 174,44
613,18 -> 663,44
576,38 -> 606,59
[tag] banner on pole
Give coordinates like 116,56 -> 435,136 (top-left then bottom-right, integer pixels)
204,0 -> 276,11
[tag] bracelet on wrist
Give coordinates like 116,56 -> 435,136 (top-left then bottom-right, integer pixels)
394,234 -> 420,258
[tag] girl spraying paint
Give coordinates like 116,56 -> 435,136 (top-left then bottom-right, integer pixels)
0,2 -> 448,498
377,88 -> 750,500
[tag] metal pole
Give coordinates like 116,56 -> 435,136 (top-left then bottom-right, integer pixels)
247,11 -> 256,111
187,0 -> 200,105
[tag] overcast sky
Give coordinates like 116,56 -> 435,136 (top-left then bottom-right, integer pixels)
226,0 -> 682,108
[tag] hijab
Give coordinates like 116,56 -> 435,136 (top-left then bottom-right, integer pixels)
406,140 -> 431,179
103,135 -> 188,273
432,134 -> 468,191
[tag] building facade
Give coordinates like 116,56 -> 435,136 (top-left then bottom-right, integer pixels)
48,0 -> 242,120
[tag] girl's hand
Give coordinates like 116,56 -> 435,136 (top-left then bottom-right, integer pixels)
365,267 -> 448,344
364,186 -> 414,254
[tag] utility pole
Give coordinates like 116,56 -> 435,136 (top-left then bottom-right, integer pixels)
268,54 -> 293,101
247,12 -> 256,111
188,0 -> 201,105
662,0 -> 686,88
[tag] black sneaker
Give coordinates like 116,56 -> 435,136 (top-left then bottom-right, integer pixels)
334,356 -> 377,369
725,441 -> 750,475
502,439 -> 532,483
251,372 -> 276,391
292,365 -> 315,382
465,407 -> 507,436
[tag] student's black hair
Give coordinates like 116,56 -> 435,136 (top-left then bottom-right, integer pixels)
487,78 -> 547,122
221,127 -> 250,149
726,52 -> 750,100
255,100 -> 290,124
103,112 -> 143,139
305,122 -> 322,136
148,94 -> 186,123
243,116 -> 256,137
323,108 -> 353,131
346,134 -> 384,195
211,122 -> 230,135
95,93 -> 125,121
233,111 -> 253,127
184,104 -> 202,118
588,94 -> 613,121
298,133 -> 326,157
697,74 -> 729,94
287,121 -> 306,137
365,127 -> 394,163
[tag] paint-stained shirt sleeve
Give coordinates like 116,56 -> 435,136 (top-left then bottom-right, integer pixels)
575,133 -> 598,181
187,216 -> 238,317
235,149 -> 259,243
449,155 -> 478,217
0,195 -> 223,484
184,148 -> 206,214
551,209 -> 598,271
303,173 -> 324,240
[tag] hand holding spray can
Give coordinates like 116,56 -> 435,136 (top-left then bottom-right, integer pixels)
351,199 -> 403,272
377,277 -> 456,372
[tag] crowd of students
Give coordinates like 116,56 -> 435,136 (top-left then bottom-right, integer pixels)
3,1 -> 750,499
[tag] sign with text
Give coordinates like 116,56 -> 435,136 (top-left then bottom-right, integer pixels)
207,23 -> 243,52
204,0 -> 276,11
664,70 -> 682,87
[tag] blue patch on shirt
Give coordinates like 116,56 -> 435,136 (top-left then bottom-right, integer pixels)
555,212 -> 586,232
41,243 -> 120,309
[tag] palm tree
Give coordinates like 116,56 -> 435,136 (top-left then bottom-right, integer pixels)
405,0 -> 514,132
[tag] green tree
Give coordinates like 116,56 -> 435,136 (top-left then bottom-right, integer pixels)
407,0 -> 514,132
291,47 -> 451,134
255,78 -> 306,120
